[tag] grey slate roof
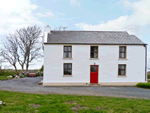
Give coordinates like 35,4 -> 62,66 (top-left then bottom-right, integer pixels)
47,31 -> 146,45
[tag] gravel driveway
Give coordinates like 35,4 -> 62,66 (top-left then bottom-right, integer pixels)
0,77 -> 150,99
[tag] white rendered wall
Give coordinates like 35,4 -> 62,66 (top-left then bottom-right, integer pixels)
43,44 -> 146,83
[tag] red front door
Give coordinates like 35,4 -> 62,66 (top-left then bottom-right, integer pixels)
90,65 -> 98,84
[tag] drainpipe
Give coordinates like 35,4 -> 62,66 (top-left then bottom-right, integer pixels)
144,44 -> 147,82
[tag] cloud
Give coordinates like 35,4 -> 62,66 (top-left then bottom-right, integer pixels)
36,12 -> 55,17
0,0 -> 44,69
70,0 -> 80,6
0,0 -> 43,35
75,0 -> 150,37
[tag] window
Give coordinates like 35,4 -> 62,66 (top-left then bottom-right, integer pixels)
64,46 -> 72,58
64,63 -> 72,75
90,46 -> 98,58
119,46 -> 126,58
91,66 -> 97,72
118,64 -> 126,76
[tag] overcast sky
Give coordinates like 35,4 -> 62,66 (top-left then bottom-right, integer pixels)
0,0 -> 150,69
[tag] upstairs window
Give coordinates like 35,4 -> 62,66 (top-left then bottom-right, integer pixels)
64,46 -> 72,58
90,46 -> 98,58
119,46 -> 126,58
118,64 -> 126,76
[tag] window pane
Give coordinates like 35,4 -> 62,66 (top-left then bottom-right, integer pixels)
64,52 -> 69,58
68,69 -> 72,75
91,46 -> 98,51
68,52 -> 71,58
91,47 -> 94,51
122,47 -> 125,52
94,47 -> 98,52
64,52 -> 71,58
120,47 -> 125,52
119,53 -> 122,58
119,47 -> 122,52
91,52 -> 94,58
64,46 -> 68,51
68,64 -> 72,68
64,70 -> 69,75
121,65 -> 125,69
119,65 -> 121,69
64,64 -> 67,69
91,66 -> 97,72
118,70 -> 121,75
64,69 -> 71,75
120,53 -> 125,58
94,52 -> 98,58
121,70 -> 125,75
68,47 -> 71,51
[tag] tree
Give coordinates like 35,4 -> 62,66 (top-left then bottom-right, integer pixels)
0,25 -> 43,74
15,25 -> 42,72
0,34 -> 18,74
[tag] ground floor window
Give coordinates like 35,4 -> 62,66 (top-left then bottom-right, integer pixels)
64,63 -> 72,75
118,64 -> 126,76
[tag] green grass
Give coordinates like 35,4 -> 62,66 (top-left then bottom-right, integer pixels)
0,91 -> 150,113
136,82 -> 150,89
0,76 -> 12,81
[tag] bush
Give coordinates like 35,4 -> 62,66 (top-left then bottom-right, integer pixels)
37,73 -> 40,76
20,75 -> 27,78
136,82 -> 150,89
0,70 -> 16,76
147,74 -> 150,79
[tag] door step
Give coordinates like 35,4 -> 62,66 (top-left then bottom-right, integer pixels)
88,84 -> 100,86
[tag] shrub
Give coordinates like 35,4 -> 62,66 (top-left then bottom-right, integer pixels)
136,82 -> 150,89
147,74 -> 150,79
37,73 -> 40,76
20,75 -> 27,78
0,70 -> 16,76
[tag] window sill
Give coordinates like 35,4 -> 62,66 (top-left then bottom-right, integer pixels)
118,58 -> 127,60
63,58 -> 72,60
89,58 -> 99,60
118,75 -> 127,77
63,75 -> 72,77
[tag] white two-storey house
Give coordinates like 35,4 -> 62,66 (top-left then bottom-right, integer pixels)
43,25 -> 147,86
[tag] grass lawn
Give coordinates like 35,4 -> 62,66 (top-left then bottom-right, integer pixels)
0,76 -> 12,81
0,91 -> 150,113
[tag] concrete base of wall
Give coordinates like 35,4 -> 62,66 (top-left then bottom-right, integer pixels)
99,82 -> 139,86
43,83 -> 87,86
43,82 -> 147,87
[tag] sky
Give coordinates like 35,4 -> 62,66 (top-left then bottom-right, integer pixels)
0,0 -> 150,70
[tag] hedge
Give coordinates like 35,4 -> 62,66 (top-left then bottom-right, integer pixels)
136,82 -> 150,89
148,74 -> 150,79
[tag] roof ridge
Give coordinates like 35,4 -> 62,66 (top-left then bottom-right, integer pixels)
51,30 -> 127,32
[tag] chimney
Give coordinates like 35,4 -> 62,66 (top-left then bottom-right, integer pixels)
44,25 -> 51,43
